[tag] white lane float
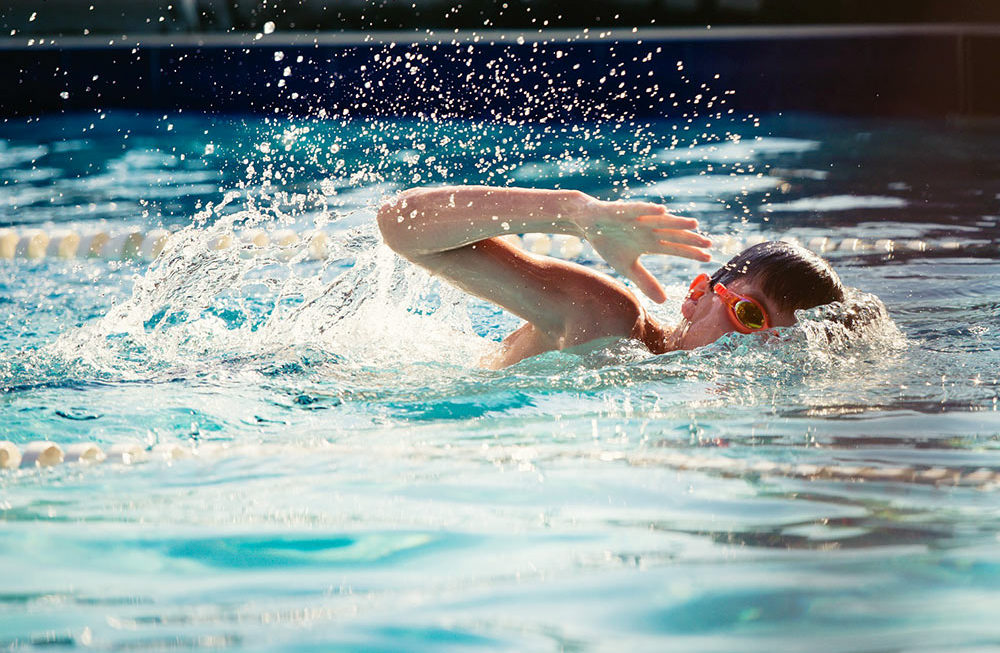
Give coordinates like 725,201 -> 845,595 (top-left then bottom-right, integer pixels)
46,230 -> 82,258
106,442 -> 147,465
306,230 -> 329,260
15,230 -> 50,259
64,442 -> 106,464
552,233 -> 584,259
78,230 -> 111,257
838,237 -> 866,251
139,228 -> 170,261
103,230 -> 145,259
0,440 -> 182,469
20,441 -> 64,468
151,442 -> 193,459
0,441 -> 22,469
0,230 -> 18,259
521,232 -> 552,255
808,236 -> 832,253
244,229 -> 270,248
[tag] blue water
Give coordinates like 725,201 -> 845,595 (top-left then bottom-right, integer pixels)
1,110 -> 999,652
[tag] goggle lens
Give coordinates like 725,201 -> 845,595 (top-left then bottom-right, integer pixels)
733,300 -> 766,330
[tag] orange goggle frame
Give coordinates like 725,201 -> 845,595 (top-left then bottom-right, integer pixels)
687,273 -> 771,333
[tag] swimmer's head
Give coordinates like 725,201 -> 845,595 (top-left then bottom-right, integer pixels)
674,241 -> 845,349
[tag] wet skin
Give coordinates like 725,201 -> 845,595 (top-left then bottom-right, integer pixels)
668,276 -> 798,350
377,186 -> 796,368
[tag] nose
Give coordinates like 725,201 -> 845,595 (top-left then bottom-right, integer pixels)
681,295 -> 697,321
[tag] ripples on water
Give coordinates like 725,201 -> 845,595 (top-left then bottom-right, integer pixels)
1,111 -> 999,651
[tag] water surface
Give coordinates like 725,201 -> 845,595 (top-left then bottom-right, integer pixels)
1,111 -> 999,651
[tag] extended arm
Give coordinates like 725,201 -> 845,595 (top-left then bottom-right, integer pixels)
377,186 -> 588,257
377,185 -> 710,343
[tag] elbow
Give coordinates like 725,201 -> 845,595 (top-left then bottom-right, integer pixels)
376,189 -> 419,257
377,187 -> 442,261
376,198 -> 400,251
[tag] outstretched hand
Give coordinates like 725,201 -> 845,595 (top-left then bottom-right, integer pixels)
576,199 -> 712,303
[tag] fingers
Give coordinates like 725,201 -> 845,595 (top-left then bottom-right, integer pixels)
611,201 -> 668,217
629,260 -> 667,303
637,213 -> 698,230
652,228 -> 712,248
657,240 -> 713,262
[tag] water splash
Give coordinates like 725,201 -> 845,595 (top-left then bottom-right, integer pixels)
44,205 -> 490,391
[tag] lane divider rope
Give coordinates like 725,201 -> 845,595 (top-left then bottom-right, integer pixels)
0,227 -> 331,262
0,440 -> 229,469
0,227 -> 966,262
2,439 -> 996,489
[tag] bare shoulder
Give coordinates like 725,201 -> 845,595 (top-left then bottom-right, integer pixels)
556,263 -> 648,343
486,295 -> 664,369
554,263 -> 672,355
482,258 -> 665,367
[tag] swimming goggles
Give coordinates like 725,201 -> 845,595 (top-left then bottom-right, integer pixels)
687,273 -> 771,333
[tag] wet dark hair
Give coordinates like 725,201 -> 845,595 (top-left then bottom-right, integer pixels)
709,241 -> 845,314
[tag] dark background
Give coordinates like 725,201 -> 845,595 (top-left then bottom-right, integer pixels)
2,2 -> 998,119
2,0 -> 998,36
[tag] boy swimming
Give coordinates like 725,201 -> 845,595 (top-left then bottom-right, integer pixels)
378,185 -> 845,368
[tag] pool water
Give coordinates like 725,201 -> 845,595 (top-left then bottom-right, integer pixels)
1,110 -> 999,652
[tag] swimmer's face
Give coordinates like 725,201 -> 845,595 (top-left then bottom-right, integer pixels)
673,274 -> 797,350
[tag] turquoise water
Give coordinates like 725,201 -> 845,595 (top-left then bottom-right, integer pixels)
1,111 -> 1000,651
